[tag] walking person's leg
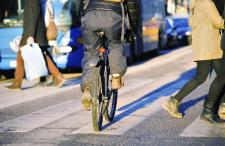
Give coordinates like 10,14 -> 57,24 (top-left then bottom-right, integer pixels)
42,47 -> 66,88
201,52 -> 225,123
208,59 -> 222,119
163,61 -> 211,118
6,50 -> 24,90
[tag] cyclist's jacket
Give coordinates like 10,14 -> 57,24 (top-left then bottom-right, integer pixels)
81,0 -> 123,16
80,0 -> 140,35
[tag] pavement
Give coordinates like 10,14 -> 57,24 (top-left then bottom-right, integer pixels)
0,46 -> 225,145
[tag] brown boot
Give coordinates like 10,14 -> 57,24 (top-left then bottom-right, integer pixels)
82,87 -> 92,111
111,76 -> 124,90
53,75 -> 66,88
6,83 -> 21,91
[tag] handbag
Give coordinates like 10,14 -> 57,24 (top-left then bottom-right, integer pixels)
46,3 -> 58,41
21,43 -> 48,81
46,17 -> 58,41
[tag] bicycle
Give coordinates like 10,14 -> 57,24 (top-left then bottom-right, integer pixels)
89,31 -> 118,132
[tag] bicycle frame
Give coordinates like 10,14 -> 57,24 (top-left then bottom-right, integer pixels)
98,32 -> 110,99
90,31 -> 118,131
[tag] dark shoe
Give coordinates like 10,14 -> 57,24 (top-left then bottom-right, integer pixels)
53,75 -> 66,88
163,96 -> 182,118
6,84 -> 21,91
82,87 -> 92,111
200,111 -> 222,123
111,76 -> 124,90
218,103 -> 225,120
200,101 -> 224,123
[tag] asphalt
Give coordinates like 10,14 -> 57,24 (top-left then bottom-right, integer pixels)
1,46 -> 225,145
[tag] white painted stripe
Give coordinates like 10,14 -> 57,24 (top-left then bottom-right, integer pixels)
0,79 -> 154,133
119,79 -> 154,95
0,78 -> 80,110
0,99 -> 81,133
0,78 -> 151,111
128,46 -> 192,74
181,116 -> 225,137
71,97 -> 166,135
72,79 -> 189,135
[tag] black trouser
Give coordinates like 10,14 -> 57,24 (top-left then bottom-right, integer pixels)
174,59 -> 221,102
207,51 -> 225,104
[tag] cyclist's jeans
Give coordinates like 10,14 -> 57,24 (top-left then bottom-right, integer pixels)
80,10 -> 127,91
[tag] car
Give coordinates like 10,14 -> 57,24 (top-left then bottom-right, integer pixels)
164,14 -> 191,48
0,0 -> 83,75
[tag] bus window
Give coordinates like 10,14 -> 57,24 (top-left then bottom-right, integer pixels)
141,0 -> 166,52
0,0 -> 24,28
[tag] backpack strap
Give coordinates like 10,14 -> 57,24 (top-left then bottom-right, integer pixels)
123,1 -> 135,34
120,1 -> 125,41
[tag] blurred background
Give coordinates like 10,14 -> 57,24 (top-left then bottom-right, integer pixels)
0,0 -> 190,80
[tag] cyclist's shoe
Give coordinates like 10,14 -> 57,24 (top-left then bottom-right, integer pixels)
163,96 -> 182,119
218,103 -> 225,120
111,75 -> 124,90
82,87 -> 92,111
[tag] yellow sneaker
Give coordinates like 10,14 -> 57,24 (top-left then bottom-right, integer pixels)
82,87 -> 92,111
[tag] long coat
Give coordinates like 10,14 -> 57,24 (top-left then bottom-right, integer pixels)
19,0 -> 48,47
189,0 -> 224,61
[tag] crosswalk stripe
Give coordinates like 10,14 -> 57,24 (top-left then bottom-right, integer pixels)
71,79 -> 189,135
0,78 -> 80,110
0,99 -> 81,133
0,79 -> 155,133
180,116 -> 225,137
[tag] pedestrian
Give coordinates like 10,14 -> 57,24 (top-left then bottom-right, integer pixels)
163,0 -> 224,122
6,0 -> 66,91
80,0 -> 130,110
209,1 -> 225,121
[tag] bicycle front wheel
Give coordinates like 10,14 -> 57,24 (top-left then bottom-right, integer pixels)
91,67 -> 103,132
104,90 -> 118,122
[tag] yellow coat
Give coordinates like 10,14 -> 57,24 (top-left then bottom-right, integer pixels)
189,0 -> 224,61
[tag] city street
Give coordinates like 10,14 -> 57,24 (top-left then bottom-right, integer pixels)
0,46 -> 225,145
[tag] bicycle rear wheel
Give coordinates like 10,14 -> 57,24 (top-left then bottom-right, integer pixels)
91,67 -> 103,131
104,90 -> 118,122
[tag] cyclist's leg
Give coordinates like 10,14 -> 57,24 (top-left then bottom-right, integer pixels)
103,11 -> 127,89
80,11 -> 100,110
80,11 -> 100,92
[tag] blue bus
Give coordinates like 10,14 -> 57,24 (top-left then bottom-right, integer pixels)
0,0 -> 166,76
125,0 -> 167,62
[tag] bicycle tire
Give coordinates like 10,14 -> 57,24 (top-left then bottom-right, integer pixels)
91,67 -> 103,132
103,90 -> 118,122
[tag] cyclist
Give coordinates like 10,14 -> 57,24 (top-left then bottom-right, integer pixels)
80,0 -> 131,110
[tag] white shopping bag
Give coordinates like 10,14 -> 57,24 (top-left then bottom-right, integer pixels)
9,36 -> 22,52
21,43 -> 48,81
